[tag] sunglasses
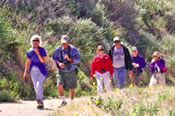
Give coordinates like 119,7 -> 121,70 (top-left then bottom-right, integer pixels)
98,49 -> 104,51
114,41 -> 120,43
153,55 -> 158,58
33,40 -> 40,42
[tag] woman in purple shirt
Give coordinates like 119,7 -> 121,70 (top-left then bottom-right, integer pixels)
23,35 -> 48,109
149,51 -> 167,87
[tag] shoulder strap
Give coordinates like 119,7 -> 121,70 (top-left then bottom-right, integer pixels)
68,45 -> 71,58
60,45 -> 71,62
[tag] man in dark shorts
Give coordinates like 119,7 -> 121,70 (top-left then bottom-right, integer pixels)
52,35 -> 81,105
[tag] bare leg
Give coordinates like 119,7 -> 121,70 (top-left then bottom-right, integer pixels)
58,85 -> 64,96
69,88 -> 75,100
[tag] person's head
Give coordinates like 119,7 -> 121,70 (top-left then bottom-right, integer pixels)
152,51 -> 160,61
113,37 -> 121,48
132,47 -> 138,57
30,35 -> 42,48
61,35 -> 69,49
96,45 -> 105,56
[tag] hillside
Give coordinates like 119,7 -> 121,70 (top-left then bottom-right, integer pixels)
0,0 -> 175,115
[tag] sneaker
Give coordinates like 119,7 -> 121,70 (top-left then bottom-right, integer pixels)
61,101 -> 67,106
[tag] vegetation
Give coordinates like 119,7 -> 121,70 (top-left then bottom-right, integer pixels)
0,1 -> 175,115
49,86 -> 175,116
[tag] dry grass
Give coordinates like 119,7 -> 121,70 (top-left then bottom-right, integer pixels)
49,86 -> 175,116
48,97 -> 110,116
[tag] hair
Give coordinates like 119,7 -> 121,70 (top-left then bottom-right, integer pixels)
96,45 -> 104,51
152,51 -> 160,58
30,34 -> 42,47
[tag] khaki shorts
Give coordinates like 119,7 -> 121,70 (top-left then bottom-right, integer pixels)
57,70 -> 77,88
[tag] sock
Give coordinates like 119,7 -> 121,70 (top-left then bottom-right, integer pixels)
71,99 -> 74,103
61,96 -> 65,102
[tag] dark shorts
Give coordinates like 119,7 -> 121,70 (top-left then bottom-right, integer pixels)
57,70 -> 77,88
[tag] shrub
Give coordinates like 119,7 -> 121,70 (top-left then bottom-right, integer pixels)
132,103 -> 159,116
0,90 -> 15,102
90,96 -> 123,115
44,15 -> 115,74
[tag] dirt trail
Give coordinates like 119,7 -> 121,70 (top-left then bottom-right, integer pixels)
0,99 -> 64,116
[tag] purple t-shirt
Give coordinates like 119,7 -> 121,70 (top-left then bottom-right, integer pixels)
26,47 -> 48,77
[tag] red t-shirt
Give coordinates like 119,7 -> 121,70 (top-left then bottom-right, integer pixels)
91,54 -> 114,78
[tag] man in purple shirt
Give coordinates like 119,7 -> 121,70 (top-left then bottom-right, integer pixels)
23,35 -> 48,109
52,35 -> 80,106
131,47 -> 146,86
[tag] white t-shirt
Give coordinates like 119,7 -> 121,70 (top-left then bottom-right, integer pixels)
113,46 -> 125,68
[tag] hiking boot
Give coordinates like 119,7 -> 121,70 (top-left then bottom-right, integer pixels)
37,103 -> 44,109
61,101 -> 67,106
37,100 -> 44,109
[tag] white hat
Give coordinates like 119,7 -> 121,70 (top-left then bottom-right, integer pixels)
30,34 -> 42,46
113,37 -> 120,42
132,46 -> 138,51
61,35 -> 69,44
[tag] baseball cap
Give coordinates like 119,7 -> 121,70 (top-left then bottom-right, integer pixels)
132,46 -> 138,51
113,37 -> 120,42
61,35 -> 69,44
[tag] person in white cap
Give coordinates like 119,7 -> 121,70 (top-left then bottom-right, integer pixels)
108,37 -> 133,89
52,35 -> 81,106
131,46 -> 146,86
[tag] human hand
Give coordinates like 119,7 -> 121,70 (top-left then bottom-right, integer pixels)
136,64 -> 139,68
128,70 -> 133,77
90,77 -> 93,82
64,54 -> 71,61
110,74 -> 113,80
23,72 -> 27,79
59,62 -> 65,69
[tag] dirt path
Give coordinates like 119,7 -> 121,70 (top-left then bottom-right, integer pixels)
0,99 -> 64,116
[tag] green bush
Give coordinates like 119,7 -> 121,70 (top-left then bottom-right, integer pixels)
68,0 -> 98,18
0,8 -> 18,54
0,90 -> 15,102
132,103 -> 159,116
44,15 -> 115,74
90,96 -> 123,115
0,74 -> 36,100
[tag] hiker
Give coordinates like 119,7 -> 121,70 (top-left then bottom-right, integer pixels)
52,35 -> 80,106
131,47 -> 146,86
108,37 -> 133,89
149,51 -> 167,87
23,35 -> 48,109
91,45 -> 113,94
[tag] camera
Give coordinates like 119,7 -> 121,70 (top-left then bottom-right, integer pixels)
133,68 -> 137,73
101,68 -> 106,73
154,67 -> 158,73
63,60 -> 71,70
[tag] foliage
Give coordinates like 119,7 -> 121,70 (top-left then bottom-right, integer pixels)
0,8 -> 18,54
1,0 -> 175,101
0,90 -> 15,102
50,87 -> 175,116
44,15 -> 115,74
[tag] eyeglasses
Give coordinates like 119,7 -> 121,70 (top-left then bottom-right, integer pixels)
33,40 -> 39,42
98,49 -> 104,51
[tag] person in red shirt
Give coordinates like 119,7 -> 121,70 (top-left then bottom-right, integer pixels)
91,45 -> 114,94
